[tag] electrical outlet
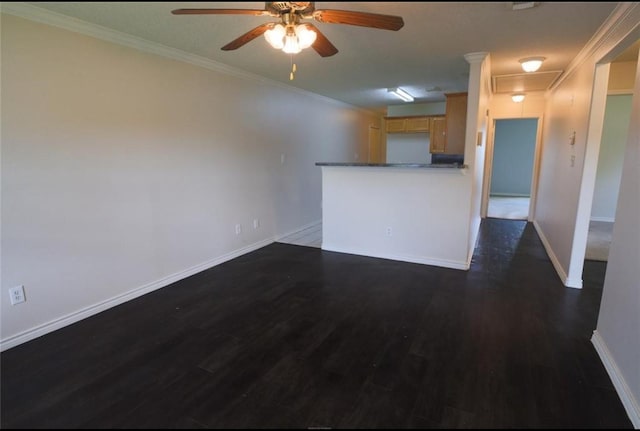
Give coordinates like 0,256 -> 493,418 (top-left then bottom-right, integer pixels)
386,227 -> 393,236
235,224 -> 242,235
9,286 -> 25,305
253,219 -> 260,229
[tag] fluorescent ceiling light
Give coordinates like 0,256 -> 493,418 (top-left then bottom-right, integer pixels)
519,56 -> 545,72
388,87 -> 414,102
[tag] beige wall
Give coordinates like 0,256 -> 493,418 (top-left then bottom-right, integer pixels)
489,92 -> 546,119
534,60 -> 597,286
0,14 -> 379,348
608,60 -> 637,92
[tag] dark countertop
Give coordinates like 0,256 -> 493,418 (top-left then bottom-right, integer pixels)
315,162 -> 467,169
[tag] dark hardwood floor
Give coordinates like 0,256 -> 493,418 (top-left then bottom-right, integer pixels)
1,219 -> 632,429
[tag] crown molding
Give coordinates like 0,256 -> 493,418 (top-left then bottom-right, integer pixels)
464,52 -> 489,64
0,2 -> 379,117
549,2 -> 640,92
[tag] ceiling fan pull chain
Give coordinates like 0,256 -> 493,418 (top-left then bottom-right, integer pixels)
290,55 -> 296,81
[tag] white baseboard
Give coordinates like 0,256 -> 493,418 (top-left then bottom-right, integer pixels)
591,330 -> 640,428
0,237 -> 274,352
321,244 -> 469,270
590,216 -> 615,223
532,220 -> 582,289
489,193 -> 531,197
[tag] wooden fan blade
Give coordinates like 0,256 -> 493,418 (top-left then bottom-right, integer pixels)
306,24 -> 338,57
221,23 -> 273,51
312,9 -> 404,31
172,9 -> 271,16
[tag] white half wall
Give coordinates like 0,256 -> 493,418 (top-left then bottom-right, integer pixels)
321,166 -> 471,269
0,13 -> 379,349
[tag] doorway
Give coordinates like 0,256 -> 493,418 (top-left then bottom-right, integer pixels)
581,43 -> 637,290
585,93 -> 633,262
484,118 -> 541,220
567,38 -> 639,288
368,125 -> 381,163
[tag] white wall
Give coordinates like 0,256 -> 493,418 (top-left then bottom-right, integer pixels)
0,14 -> 379,349
464,52 -> 491,261
593,52 -> 640,430
533,52 -> 608,288
387,102 -> 446,117
532,3 -> 640,425
386,133 -> 432,164
533,6 -> 639,290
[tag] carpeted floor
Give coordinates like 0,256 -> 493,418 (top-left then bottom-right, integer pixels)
487,196 -> 530,220
277,223 -> 322,248
585,220 -> 613,261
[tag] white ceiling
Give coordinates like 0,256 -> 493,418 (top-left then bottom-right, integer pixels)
24,2 -> 619,112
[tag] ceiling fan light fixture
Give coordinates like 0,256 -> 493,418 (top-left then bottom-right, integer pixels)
265,23 -> 316,54
388,87 -> 414,102
264,24 -> 286,50
296,24 -> 317,49
519,56 -> 545,72
282,30 -> 302,54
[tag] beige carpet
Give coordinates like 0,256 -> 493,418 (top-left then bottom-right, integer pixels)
277,223 -> 322,248
585,221 -> 613,261
487,196 -> 530,220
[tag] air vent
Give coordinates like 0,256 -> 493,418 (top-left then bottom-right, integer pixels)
511,2 -> 539,11
492,70 -> 563,93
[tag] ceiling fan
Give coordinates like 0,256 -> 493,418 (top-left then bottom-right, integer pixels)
171,2 -> 405,58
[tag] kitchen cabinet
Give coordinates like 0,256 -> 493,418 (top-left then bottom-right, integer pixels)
443,92 -> 468,155
429,116 -> 446,153
385,116 -> 430,133
386,118 -> 408,133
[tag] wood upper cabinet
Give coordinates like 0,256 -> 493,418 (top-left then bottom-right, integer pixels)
405,116 -> 430,132
429,116 -> 446,153
385,116 -> 430,133
443,92 -> 468,155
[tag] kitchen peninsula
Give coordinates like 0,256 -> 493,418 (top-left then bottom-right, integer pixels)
316,162 -> 472,270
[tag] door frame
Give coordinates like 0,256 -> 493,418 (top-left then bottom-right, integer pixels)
481,116 -> 544,221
